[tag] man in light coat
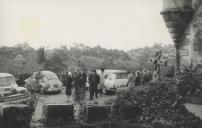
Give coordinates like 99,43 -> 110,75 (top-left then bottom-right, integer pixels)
97,67 -> 107,96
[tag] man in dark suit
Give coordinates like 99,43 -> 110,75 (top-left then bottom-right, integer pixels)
88,69 -> 100,100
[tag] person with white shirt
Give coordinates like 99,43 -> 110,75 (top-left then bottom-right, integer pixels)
97,67 -> 107,96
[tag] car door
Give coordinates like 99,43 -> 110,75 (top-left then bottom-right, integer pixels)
104,74 -> 113,90
114,73 -> 121,88
115,72 -> 128,88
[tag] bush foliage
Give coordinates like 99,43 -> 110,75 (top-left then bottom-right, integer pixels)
111,79 -> 202,128
176,64 -> 202,97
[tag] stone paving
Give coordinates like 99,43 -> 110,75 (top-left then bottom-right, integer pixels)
184,103 -> 202,120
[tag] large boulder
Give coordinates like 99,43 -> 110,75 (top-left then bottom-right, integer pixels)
42,104 -> 74,126
0,104 -> 33,128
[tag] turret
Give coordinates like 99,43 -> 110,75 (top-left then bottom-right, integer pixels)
161,0 -> 193,72
161,0 -> 193,44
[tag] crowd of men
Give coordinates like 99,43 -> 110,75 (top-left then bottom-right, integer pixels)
127,68 -> 153,88
61,67 -> 154,103
61,67 -> 106,103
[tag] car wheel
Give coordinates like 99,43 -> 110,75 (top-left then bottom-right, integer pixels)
102,86 -> 107,95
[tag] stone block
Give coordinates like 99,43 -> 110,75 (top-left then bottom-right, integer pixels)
0,104 -> 33,128
85,105 -> 111,123
123,105 -> 142,120
42,104 -> 74,126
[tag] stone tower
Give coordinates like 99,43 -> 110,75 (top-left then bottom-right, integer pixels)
161,0 -> 202,72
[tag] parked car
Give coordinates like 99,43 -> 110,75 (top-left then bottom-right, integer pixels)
0,73 -> 28,95
0,73 -> 31,104
25,70 -> 63,94
101,70 -> 128,94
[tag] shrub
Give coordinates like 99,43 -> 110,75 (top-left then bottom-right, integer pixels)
176,64 -> 202,97
111,80 -> 202,128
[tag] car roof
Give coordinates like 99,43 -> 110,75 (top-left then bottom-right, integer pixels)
34,70 -> 55,75
97,69 -> 126,74
33,70 -> 58,79
40,71 -> 56,75
0,73 -> 14,78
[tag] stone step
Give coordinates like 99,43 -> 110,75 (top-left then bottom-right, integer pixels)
0,104 -> 33,128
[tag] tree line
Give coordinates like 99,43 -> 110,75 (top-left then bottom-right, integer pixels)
0,42 -> 175,77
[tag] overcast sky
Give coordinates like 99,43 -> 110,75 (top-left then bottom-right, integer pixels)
0,0 -> 172,50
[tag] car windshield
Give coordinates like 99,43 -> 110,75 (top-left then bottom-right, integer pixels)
116,72 -> 128,79
0,76 -> 15,87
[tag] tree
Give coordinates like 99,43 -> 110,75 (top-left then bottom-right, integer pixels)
15,42 -> 34,51
37,47 -> 46,66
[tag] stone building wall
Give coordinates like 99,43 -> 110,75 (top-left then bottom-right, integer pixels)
161,0 -> 202,70
180,1 -> 202,67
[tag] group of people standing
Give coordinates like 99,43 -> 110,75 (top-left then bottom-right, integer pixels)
61,67 -> 106,104
127,68 -> 152,88
62,67 -> 153,103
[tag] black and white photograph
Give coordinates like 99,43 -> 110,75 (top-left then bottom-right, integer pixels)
0,0 -> 202,128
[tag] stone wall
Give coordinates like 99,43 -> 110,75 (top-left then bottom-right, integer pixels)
0,104 -> 33,128
180,1 -> 202,67
162,0 -> 202,68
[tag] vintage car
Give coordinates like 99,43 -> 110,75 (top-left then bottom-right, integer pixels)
0,73 -> 31,104
25,70 -> 63,94
101,70 -> 128,94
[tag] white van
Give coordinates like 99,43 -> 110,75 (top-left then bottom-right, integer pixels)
100,70 -> 128,94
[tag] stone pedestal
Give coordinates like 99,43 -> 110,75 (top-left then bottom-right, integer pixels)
85,105 -> 111,123
0,104 -> 33,128
42,104 -> 74,126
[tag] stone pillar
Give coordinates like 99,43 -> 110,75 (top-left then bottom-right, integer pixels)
161,0 -> 193,73
175,43 -> 181,73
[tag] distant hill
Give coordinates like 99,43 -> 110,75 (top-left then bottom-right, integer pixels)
0,43 -> 175,76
